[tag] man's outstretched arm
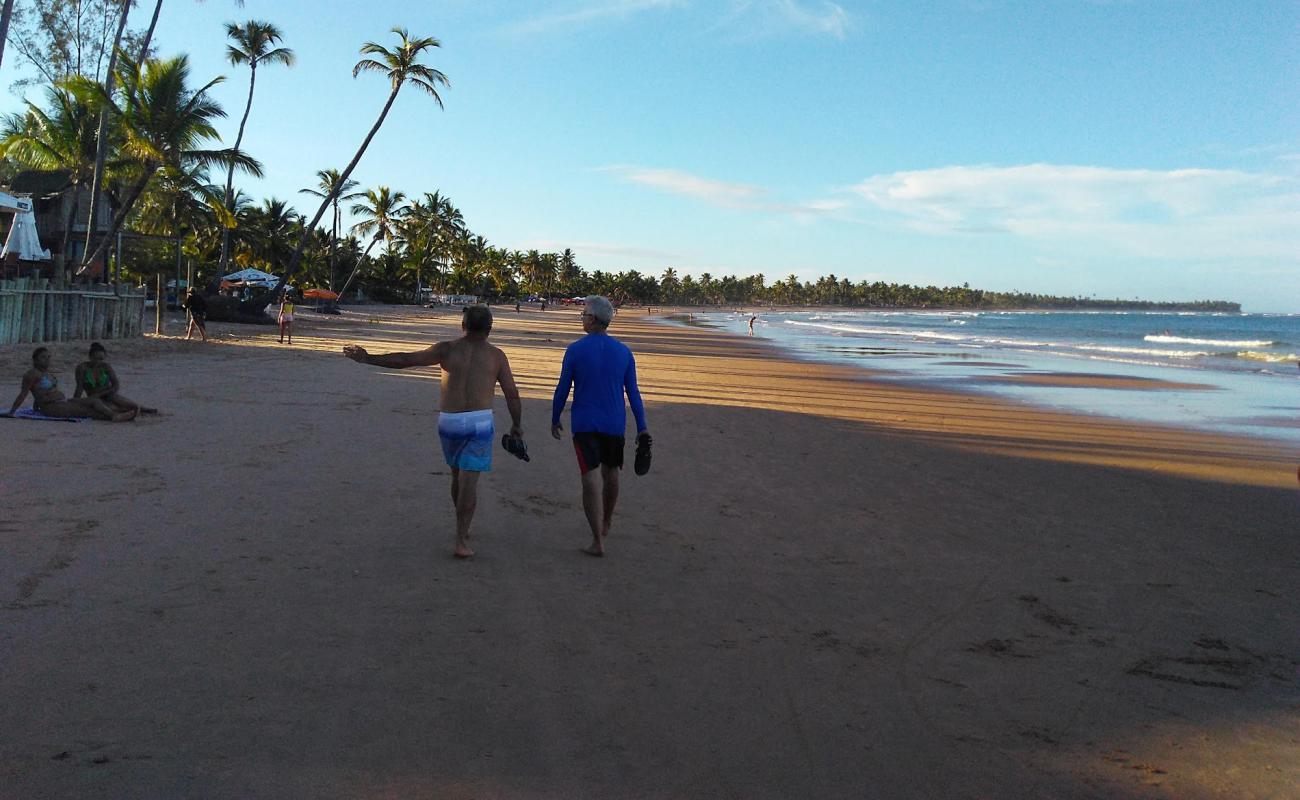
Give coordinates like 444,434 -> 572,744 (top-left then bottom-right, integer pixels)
343,342 -> 446,369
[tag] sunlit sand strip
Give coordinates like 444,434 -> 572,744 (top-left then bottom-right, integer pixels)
131,304 -> 1299,490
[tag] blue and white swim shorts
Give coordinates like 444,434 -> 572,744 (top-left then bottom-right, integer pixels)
437,409 -> 494,472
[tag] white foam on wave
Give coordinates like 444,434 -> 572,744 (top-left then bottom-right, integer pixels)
784,320 -> 1056,347
1082,354 -> 1183,369
1145,335 -> 1274,347
1237,350 -> 1300,363
1075,344 -> 1210,358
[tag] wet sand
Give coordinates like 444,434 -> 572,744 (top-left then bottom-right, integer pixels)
2,305 -> 1297,798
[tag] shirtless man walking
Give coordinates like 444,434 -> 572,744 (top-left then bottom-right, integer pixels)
344,305 -> 524,558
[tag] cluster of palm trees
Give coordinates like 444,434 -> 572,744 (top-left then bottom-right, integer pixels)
0,7 -> 457,313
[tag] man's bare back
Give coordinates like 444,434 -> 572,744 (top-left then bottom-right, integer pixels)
342,335 -> 520,415
436,338 -> 510,412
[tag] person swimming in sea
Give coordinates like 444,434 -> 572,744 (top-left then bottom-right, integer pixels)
7,347 -> 137,421
74,342 -> 157,415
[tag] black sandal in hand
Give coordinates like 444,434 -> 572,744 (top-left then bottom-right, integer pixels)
634,432 -> 652,476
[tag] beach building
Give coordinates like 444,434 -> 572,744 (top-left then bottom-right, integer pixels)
2,169 -> 113,279
0,190 -> 51,270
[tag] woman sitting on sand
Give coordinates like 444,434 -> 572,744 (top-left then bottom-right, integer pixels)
74,342 -> 157,415
7,347 -> 136,421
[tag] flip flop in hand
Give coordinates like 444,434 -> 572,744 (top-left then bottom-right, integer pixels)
634,431 -> 653,476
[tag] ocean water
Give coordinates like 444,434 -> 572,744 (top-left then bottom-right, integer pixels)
681,309 -> 1300,445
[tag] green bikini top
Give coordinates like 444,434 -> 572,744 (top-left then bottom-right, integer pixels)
83,365 -> 111,392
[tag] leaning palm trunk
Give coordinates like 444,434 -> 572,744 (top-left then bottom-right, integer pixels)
60,186 -> 82,281
217,61 -> 257,279
334,234 -> 383,302
78,1 -> 132,276
258,85 -> 402,310
329,198 -> 339,289
137,0 -> 164,63
81,170 -> 153,273
0,0 -> 16,70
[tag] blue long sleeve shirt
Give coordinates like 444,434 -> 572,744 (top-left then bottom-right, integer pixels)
552,332 -> 648,436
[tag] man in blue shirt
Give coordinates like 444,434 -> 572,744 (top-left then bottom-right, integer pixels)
551,295 -> 650,556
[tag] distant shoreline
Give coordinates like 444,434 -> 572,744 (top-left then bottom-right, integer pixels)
653,304 -> 1300,446
646,303 -> 1243,315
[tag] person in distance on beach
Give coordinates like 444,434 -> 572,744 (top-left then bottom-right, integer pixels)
749,314 -> 757,335
551,295 -> 651,557
278,291 -> 295,345
343,305 -> 524,559
183,288 -> 209,342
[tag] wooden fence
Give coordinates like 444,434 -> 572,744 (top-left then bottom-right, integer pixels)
0,277 -> 148,345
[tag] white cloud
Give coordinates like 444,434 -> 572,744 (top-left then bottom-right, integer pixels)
721,0 -> 852,38
598,164 -> 845,219
850,163 -> 1300,260
509,0 -> 852,38
599,165 -> 764,206
510,0 -> 686,34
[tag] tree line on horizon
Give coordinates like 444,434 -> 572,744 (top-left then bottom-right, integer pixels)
0,3 -> 1238,317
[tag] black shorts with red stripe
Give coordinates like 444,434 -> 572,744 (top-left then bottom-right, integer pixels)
573,432 -> 625,473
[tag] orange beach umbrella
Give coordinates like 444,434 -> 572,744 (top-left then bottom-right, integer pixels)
303,288 -> 339,300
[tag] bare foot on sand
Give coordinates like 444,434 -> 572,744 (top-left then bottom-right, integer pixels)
112,408 -> 138,422
583,544 -> 604,557
454,544 -> 475,559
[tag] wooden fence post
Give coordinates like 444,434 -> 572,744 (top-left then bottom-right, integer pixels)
155,274 -> 164,336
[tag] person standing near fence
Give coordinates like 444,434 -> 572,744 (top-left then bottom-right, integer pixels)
183,288 -> 208,342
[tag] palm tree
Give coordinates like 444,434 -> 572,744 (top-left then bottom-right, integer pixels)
540,252 -> 559,299
483,247 -> 516,298
395,195 -> 436,300
521,249 -> 542,295
0,0 -> 17,70
132,162 -> 231,285
659,267 -> 679,302
137,1 -> 249,64
70,55 -> 263,273
80,0 -> 133,271
216,20 -> 293,276
298,168 -> 361,289
401,189 -> 462,292
336,185 -> 407,300
241,197 -> 299,272
262,27 -> 447,306
428,191 -> 464,291
0,87 -> 98,270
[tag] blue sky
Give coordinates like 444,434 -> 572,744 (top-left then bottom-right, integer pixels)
4,1 -> 1298,310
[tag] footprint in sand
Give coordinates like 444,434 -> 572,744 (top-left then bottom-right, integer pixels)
500,494 -> 572,517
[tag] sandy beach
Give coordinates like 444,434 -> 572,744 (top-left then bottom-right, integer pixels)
2,304 -> 1297,799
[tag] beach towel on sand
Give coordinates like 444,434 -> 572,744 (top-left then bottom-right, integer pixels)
4,408 -> 89,422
